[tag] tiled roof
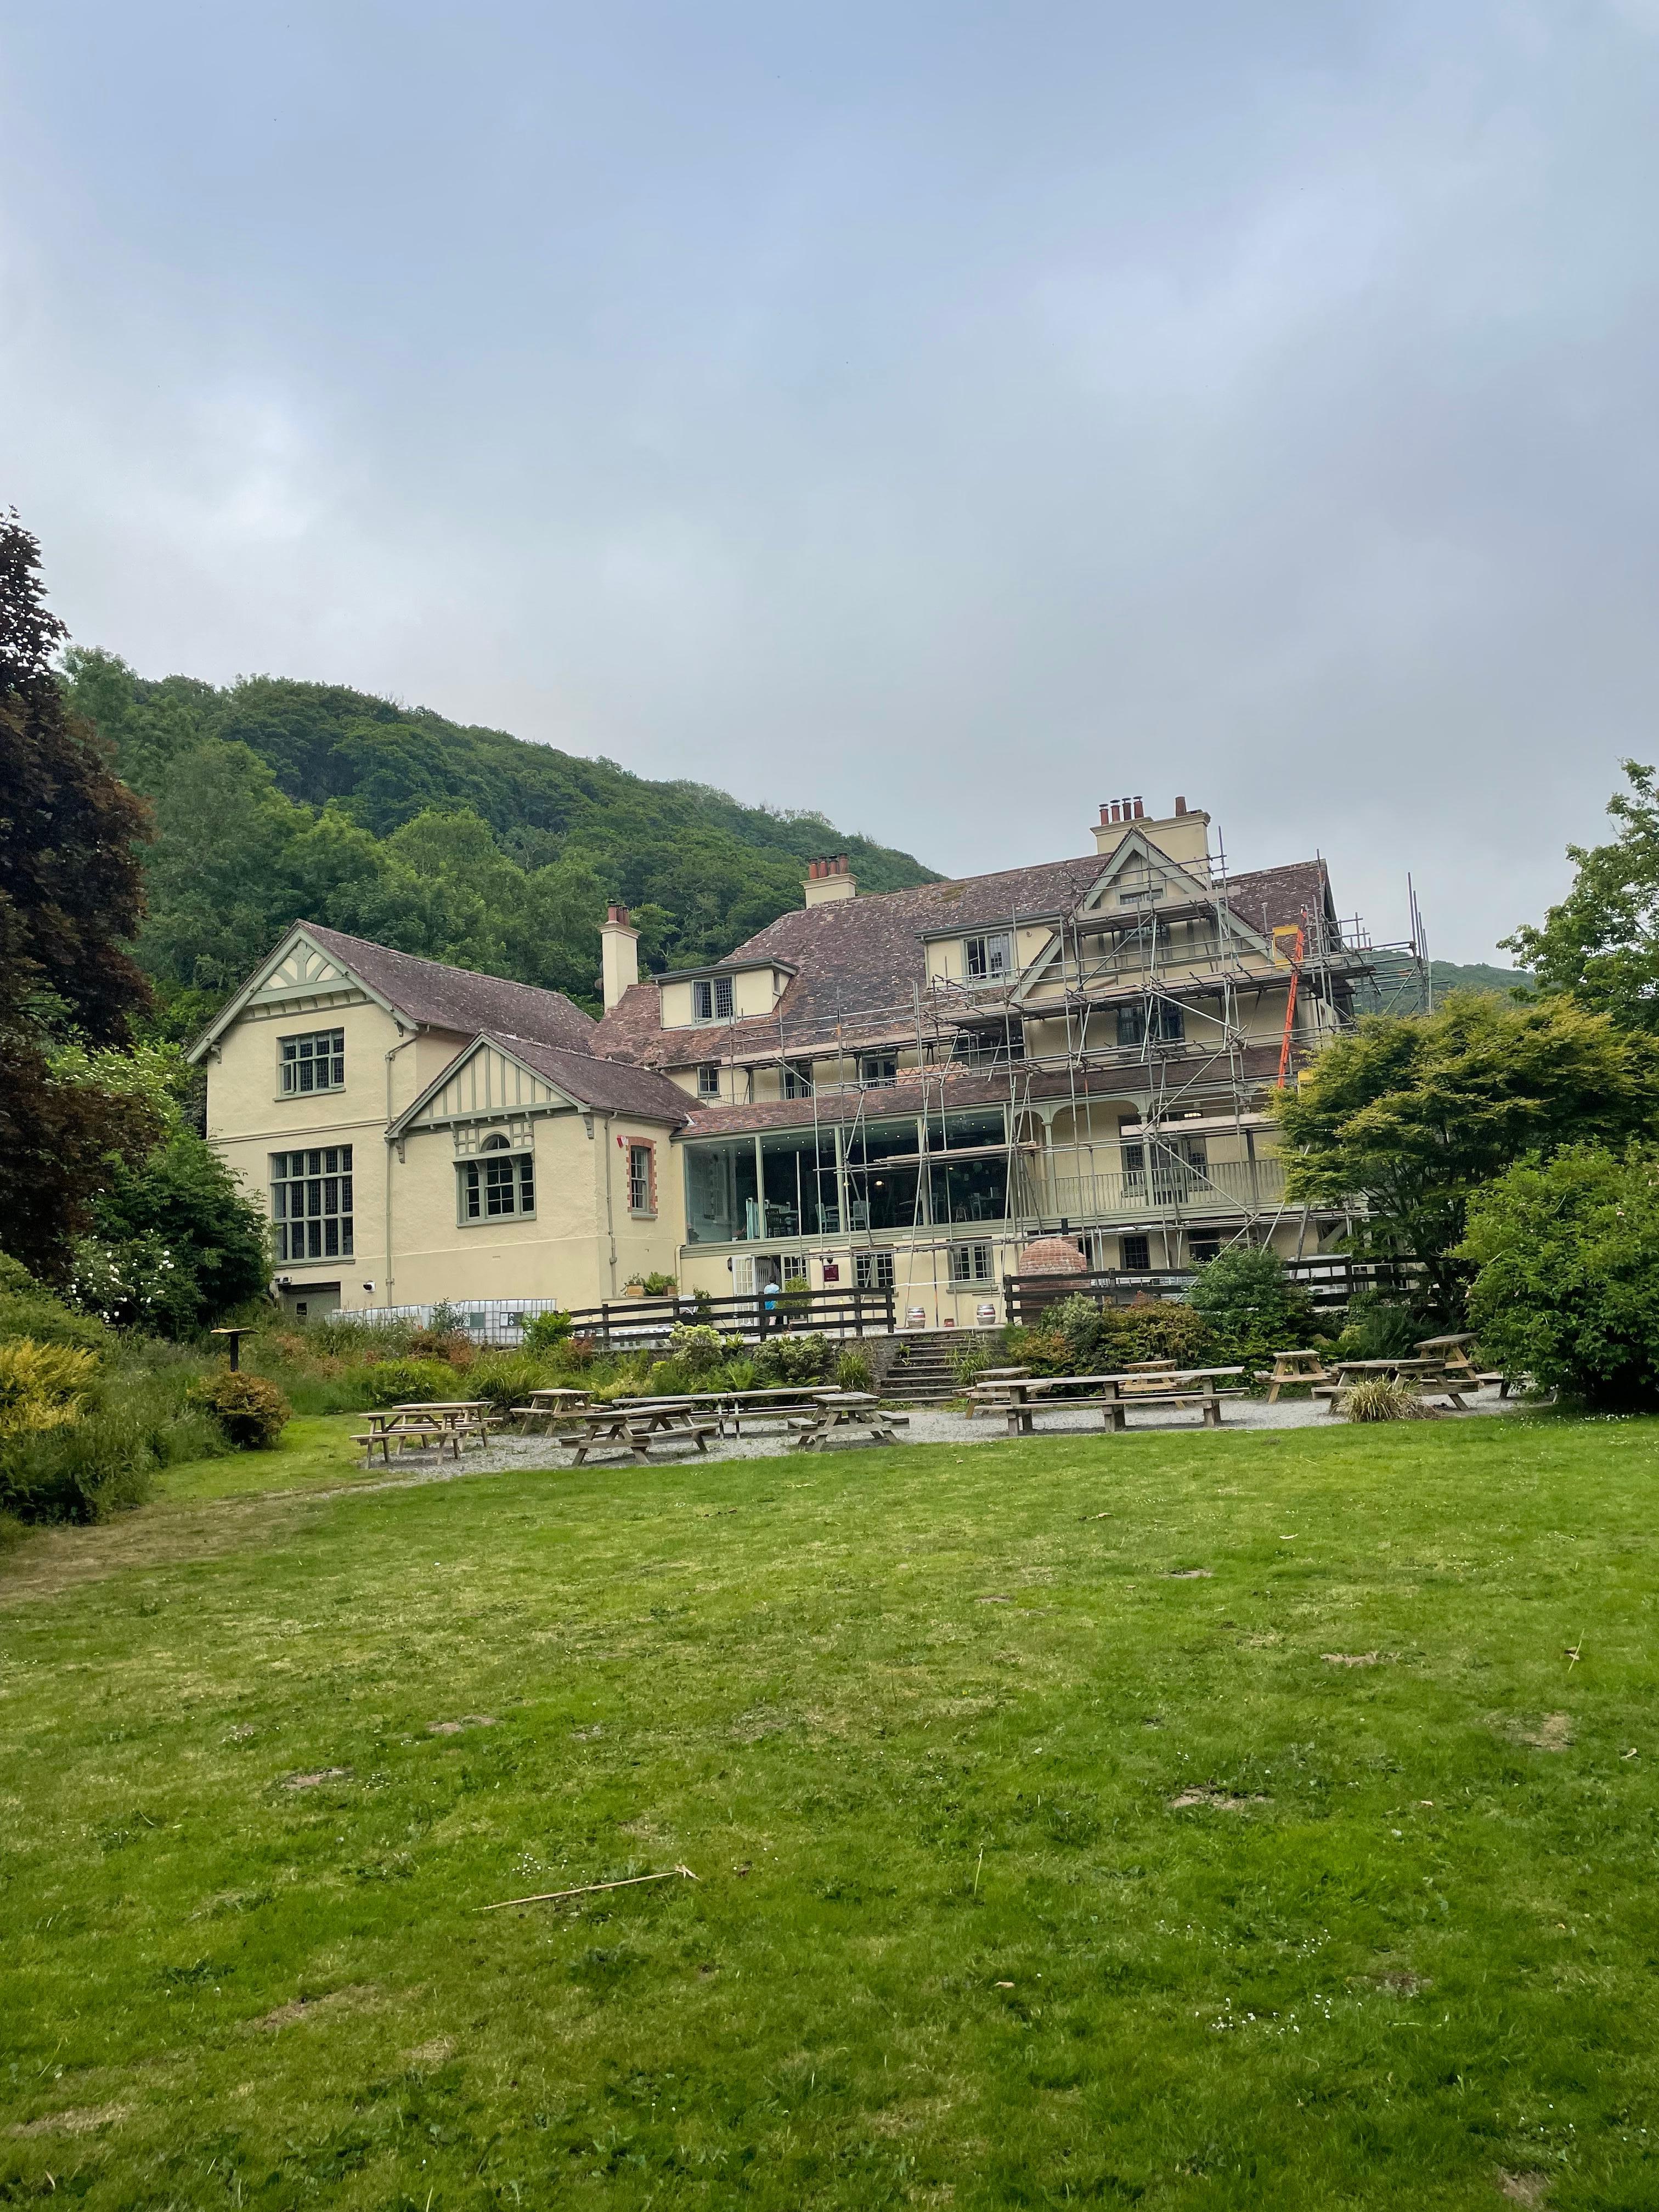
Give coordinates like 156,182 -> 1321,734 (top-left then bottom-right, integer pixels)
488,1034 -> 693,1124
588,850 -> 1335,1071
303,924 -> 598,1052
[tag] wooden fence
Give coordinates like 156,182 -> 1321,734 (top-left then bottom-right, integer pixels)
1002,1255 -> 1421,1325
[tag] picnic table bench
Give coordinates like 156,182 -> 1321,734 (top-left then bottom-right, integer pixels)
1314,1358 -> 1477,1413
975,1370 -> 1245,1436
353,1401 -> 499,1465
1254,1348 -> 1335,1402
510,1387 -> 593,1432
788,1391 -> 903,1451
964,1367 -> 1031,1418
560,1396 -> 719,1465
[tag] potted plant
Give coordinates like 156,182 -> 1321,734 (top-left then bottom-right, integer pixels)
623,1275 -> 647,1298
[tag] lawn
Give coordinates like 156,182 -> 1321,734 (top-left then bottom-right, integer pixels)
2,1417 -> 1656,2209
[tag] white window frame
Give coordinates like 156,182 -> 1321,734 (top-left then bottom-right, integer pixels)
963,932 -> 1012,981
782,1060 -> 813,1098
627,1141 -> 656,1216
279,1028 -> 345,1096
696,1064 -> 721,1099
855,1249 -> 895,1290
948,1242 -> 994,1284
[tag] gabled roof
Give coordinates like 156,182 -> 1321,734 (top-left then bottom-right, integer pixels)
589,848 -> 1338,1070
187,921 -> 597,1063
389,1031 -> 692,1139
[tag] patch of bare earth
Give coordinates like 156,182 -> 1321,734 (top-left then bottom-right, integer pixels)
280,1767 -> 353,1790
11,2104 -> 128,2138
1167,1568 -> 1212,1579
1168,1788 -> 1269,1812
1323,1652 -> 1390,1667
427,1716 -> 495,1735
250,1984 -> 377,2032
1497,2173 -> 1551,2207
403,2037 -> 455,2067
1494,1714 -> 1575,1751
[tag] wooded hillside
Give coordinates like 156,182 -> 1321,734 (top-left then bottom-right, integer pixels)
64,653 -> 939,1036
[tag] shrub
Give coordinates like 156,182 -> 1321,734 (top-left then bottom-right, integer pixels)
754,1331 -> 834,1386
1333,1298 -> 1424,1361
0,1340 -> 101,1435
0,1346 -> 228,1523
522,1310 -> 573,1355
0,1257 -> 112,1355
409,1327 -> 475,1367
1344,1376 -> 1431,1423
640,1272 -> 678,1295
667,1323 -> 725,1373
836,1348 -> 874,1393
1186,1246 -> 1315,1358
1461,1142 -> 1659,1407
466,1351 -> 548,1413
191,1371 -> 291,1448
361,1358 -> 461,1408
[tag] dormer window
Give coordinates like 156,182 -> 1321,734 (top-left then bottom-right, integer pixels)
782,1060 -> 814,1098
859,1053 -> 899,1089
964,933 -> 1012,981
696,1064 -> 721,1099
692,977 -> 735,1022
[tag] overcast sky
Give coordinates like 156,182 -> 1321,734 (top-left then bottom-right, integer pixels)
5,2 -> 1659,960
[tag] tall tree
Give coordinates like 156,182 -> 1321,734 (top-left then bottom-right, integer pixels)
1271,993 -> 1659,1312
1503,761 -> 1659,1029
0,514 -> 161,1278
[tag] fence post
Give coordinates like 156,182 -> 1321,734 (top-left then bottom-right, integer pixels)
600,1301 -> 611,1349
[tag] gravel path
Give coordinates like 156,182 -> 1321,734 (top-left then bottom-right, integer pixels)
332,1386 -> 1531,1491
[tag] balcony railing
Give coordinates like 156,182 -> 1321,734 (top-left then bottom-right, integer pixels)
1014,1154 -> 1285,1222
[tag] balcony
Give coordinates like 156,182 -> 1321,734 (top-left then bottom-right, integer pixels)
1015,1153 -> 1286,1223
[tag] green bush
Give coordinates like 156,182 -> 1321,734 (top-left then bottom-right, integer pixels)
0,1346 -> 228,1523
666,1323 -> 725,1373
361,1358 -> 461,1408
522,1310 -> 573,1355
754,1331 -> 834,1386
1186,1247 -> 1315,1360
1333,1299 -> 1424,1362
835,1348 -> 874,1393
190,1371 -> 291,1448
465,1352 -> 549,1412
1461,1143 -> 1659,1407
0,1340 -> 101,1435
0,1256 -> 113,1355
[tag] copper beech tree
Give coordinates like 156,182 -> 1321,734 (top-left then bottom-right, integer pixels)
0,510 -> 161,1278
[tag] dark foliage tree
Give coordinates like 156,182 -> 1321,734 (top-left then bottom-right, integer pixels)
1503,761 -> 1659,1029
0,516 -> 160,1279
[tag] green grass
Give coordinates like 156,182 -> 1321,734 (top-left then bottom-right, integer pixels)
3,1418 -> 1657,2208
155,1414 -> 370,1503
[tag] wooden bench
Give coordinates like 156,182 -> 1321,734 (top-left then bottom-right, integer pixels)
352,1423 -> 462,1465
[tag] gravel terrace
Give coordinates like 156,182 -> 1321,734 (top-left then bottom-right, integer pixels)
336,1386 -> 1533,1491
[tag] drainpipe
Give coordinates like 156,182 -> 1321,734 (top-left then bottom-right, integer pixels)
383,1028 -> 420,1302
600,1114 -> 618,1292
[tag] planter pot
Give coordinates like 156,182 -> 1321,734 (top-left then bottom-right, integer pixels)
623,1284 -> 646,1298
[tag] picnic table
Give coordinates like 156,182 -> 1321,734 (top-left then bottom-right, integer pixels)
978,1369 -> 1246,1436
788,1391 -> 902,1451
1317,1358 -> 1476,1413
511,1386 -> 592,1433
1256,1348 -> 1334,1403
561,1396 -> 719,1465
353,1401 -> 498,1464
964,1366 -> 1030,1419
1415,1334 -> 1479,1375
715,1386 -> 833,1435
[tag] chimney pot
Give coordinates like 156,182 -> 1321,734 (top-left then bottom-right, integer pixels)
1099,804 -> 1111,826
1132,796 -> 1144,819
607,902 -> 629,926
1175,795 -> 1187,816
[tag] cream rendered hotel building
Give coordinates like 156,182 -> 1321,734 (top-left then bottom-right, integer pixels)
190,796 -> 1364,1325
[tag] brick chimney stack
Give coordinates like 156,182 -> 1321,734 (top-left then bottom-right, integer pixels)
803,854 -> 858,907
600,903 -> 640,1009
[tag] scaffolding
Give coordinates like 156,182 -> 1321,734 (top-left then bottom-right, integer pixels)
678,843 -> 1429,1279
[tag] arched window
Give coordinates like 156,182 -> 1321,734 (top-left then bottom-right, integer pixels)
479,1133 -> 511,1152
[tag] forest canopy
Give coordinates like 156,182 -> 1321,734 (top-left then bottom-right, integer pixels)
64,651 -> 939,1037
